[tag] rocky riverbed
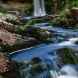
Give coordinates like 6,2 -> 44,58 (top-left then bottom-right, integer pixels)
0,3 -> 78,78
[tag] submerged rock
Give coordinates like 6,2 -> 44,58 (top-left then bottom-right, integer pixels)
30,57 -> 48,74
18,57 -> 48,78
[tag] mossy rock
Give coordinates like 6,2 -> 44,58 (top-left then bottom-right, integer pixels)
30,57 -> 47,74
52,8 -> 78,28
56,47 -> 78,64
25,27 -> 52,41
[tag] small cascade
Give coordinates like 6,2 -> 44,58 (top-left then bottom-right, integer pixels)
60,65 -> 78,76
33,0 -> 46,17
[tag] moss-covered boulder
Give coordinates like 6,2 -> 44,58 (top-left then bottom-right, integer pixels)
56,47 -> 78,64
27,57 -> 47,75
25,27 -> 52,42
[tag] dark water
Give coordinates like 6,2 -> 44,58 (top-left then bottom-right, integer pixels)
10,25 -> 78,78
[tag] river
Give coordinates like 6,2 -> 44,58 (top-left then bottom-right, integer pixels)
10,24 -> 78,78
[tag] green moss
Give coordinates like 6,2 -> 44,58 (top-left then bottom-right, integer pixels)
57,47 -> 78,64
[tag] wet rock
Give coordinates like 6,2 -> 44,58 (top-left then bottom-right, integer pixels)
25,27 -> 52,41
56,47 -> 78,64
30,57 -> 47,74
74,40 -> 78,45
19,57 -> 48,78
0,52 -> 20,78
0,18 -> 18,32
0,28 -> 20,46
10,36 -> 38,51
0,28 -> 38,52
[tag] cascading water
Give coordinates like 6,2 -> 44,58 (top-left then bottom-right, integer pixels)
33,0 -> 46,17
10,24 -> 78,78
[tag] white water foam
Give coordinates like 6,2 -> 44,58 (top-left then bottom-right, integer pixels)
58,38 -> 78,46
33,0 -> 46,17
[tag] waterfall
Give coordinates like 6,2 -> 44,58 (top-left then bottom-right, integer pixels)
33,0 -> 46,17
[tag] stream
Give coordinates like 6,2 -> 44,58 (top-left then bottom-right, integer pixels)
10,24 -> 78,78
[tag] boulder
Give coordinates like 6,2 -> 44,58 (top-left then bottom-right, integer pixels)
0,28 -> 38,52
25,27 -> 52,41
0,53 -> 20,78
